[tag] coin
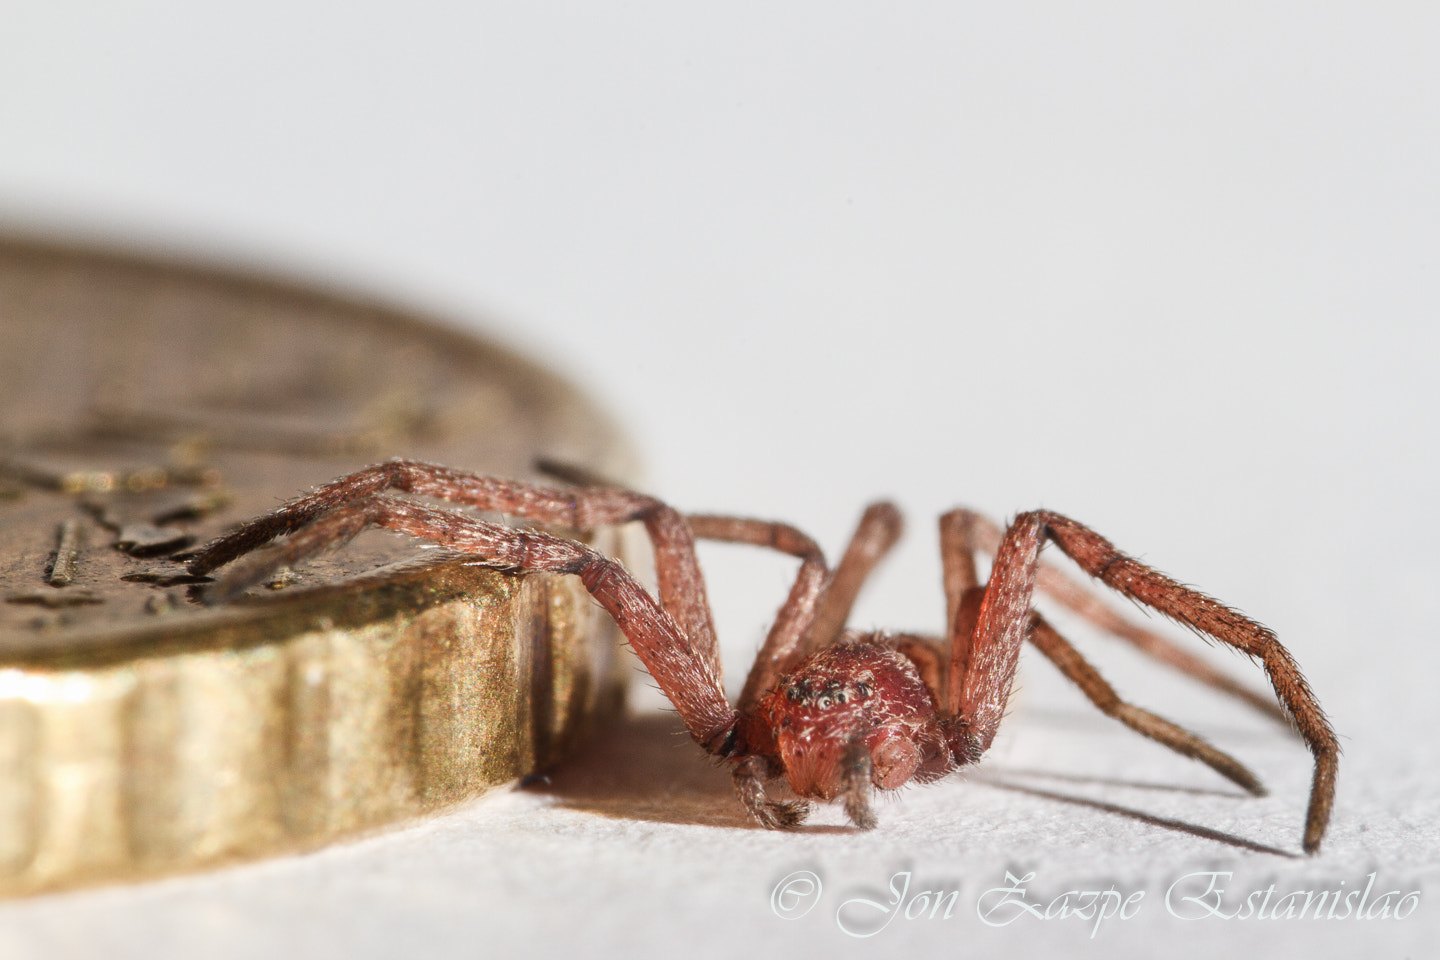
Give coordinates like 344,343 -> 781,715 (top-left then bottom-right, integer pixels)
0,235 -> 635,895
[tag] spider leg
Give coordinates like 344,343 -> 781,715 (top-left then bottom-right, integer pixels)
731,755 -> 811,828
204,493 -> 739,751
686,502 -> 902,712
950,510 -> 1336,854
891,632 -> 950,707
1026,611 -> 1265,795
801,502 -> 904,653
188,458 -> 726,685
939,510 -> 1264,792
942,509 -> 1287,725
684,515 -> 830,714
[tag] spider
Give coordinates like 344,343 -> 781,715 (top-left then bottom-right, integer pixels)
185,459 -> 1337,854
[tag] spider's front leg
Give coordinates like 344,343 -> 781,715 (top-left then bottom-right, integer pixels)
944,510 -> 1337,854
187,461 -> 739,753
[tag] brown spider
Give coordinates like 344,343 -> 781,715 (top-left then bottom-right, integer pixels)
186,459 -> 1337,854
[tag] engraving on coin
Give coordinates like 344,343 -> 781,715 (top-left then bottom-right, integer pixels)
0,235 -> 634,895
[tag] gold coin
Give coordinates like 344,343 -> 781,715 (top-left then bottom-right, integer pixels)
0,235 -> 634,896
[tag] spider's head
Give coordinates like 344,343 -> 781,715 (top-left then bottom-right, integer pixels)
757,640 -> 942,806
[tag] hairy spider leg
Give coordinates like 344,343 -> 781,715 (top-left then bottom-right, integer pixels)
940,510 -> 1264,792
950,510 -> 1337,854
1026,612 -> 1265,794
187,458 -> 728,681
948,510 -> 1287,724
683,515 -> 831,714
798,502 -> 905,656
196,491 -> 740,752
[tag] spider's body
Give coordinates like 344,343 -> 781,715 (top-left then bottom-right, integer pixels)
187,459 -> 1337,854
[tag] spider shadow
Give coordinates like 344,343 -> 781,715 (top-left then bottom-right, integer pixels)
967,769 -> 1299,858
975,765 -> 1252,800
526,711 -> 852,832
528,711 -> 1298,855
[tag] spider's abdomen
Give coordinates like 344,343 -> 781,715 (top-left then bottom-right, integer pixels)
758,638 -> 949,799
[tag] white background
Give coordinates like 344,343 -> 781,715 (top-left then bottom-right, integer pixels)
2,4 -> 1436,958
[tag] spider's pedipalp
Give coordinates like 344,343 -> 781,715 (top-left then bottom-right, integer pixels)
840,739 -> 878,830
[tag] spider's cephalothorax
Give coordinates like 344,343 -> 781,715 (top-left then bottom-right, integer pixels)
186,459 -> 1338,854
748,640 -> 955,807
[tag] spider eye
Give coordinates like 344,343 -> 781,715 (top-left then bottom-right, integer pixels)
833,690 -> 847,705
854,682 -> 872,699
786,686 -> 802,702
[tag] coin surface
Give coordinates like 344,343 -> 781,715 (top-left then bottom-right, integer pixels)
0,235 -> 635,895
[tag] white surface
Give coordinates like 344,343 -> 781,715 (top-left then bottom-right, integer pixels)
2,4 -> 1437,957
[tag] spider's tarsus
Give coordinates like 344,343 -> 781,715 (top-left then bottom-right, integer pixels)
764,799 -> 813,828
732,760 -> 812,828
1236,773 -> 1268,798
845,799 -> 878,831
